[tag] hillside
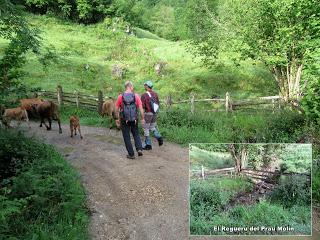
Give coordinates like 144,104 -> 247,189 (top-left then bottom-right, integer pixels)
0,14 -> 277,99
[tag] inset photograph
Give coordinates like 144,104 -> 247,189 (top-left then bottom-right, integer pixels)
189,143 -> 312,236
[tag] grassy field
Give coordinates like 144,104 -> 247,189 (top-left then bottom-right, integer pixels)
0,13 -> 277,99
190,147 -> 234,170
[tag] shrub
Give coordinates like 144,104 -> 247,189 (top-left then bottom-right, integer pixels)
0,84 -> 40,108
190,180 -> 223,219
268,175 -> 311,208
313,164 -> 320,205
158,108 -> 309,145
0,129 -> 35,181
0,128 -> 89,239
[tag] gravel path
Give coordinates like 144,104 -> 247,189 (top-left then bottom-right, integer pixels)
26,121 -> 319,240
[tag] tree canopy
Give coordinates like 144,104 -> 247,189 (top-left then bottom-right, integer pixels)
187,0 -> 320,101
0,0 -> 41,90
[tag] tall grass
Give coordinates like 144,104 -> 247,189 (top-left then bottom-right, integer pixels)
57,105 -> 311,145
190,147 -> 234,170
0,128 -> 89,239
190,177 -> 311,236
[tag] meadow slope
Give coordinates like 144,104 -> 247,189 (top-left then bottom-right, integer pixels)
0,14 -> 277,99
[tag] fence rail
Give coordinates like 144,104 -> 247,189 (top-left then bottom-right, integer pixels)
37,86 -> 104,113
165,92 -> 282,113
190,167 -> 236,179
36,86 -> 284,114
191,166 -> 310,181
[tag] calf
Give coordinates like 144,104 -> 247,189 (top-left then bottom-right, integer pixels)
33,100 -> 62,133
2,107 -> 29,128
70,115 -> 83,139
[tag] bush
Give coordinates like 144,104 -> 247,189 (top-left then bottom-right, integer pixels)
57,106 -> 312,146
0,128 -> 89,239
313,164 -> 320,205
24,0 -> 111,23
268,175 -> 311,208
190,192 -> 312,235
158,108 -> 309,145
0,84 -> 40,108
0,130 -> 35,181
190,180 -> 223,219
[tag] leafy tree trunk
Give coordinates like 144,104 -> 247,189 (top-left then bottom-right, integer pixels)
229,144 -> 247,173
272,62 -> 303,102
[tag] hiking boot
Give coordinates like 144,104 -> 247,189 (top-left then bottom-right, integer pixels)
158,137 -> 163,146
126,155 -> 135,159
137,150 -> 143,156
143,145 -> 152,150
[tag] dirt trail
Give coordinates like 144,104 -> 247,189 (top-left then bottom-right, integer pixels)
26,122 -> 319,240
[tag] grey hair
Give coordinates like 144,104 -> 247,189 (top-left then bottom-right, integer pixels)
124,81 -> 133,89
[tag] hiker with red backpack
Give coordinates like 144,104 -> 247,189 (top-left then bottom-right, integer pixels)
115,81 -> 145,159
141,80 -> 163,150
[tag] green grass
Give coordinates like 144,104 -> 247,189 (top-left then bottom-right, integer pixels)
56,105 -> 311,146
313,165 -> 320,206
0,128 -> 89,239
191,177 -> 253,203
190,147 -> 234,170
0,13 -> 277,99
59,105 -> 107,126
190,177 -> 312,236
190,201 -> 311,235
133,27 -> 164,40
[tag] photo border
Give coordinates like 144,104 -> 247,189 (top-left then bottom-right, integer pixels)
188,143 -> 313,237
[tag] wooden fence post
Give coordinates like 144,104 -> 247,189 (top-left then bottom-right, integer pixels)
75,91 -> 79,108
57,85 -> 63,106
225,92 -> 230,112
190,94 -> 195,114
278,98 -> 281,109
98,90 -> 103,114
201,165 -> 205,180
272,99 -> 275,113
166,95 -> 172,108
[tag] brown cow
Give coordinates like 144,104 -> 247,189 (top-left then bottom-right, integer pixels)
20,98 -> 44,117
102,98 -> 119,129
70,115 -> 83,139
1,107 -> 29,128
33,100 -> 62,134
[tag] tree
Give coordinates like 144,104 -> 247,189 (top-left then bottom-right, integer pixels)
228,144 -> 248,173
188,0 -> 320,102
23,0 -> 114,23
185,0 -> 222,65
0,0 -> 41,90
301,49 -> 320,122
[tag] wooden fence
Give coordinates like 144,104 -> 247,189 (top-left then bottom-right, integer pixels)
36,86 -> 283,114
190,167 -> 273,181
36,85 -> 104,113
191,166 -> 310,183
190,167 -> 236,180
166,92 -> 282,113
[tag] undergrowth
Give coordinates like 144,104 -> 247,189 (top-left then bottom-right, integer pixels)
0,128 -> 89,239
